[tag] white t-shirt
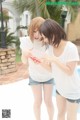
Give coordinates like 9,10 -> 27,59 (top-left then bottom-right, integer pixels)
20,36 -> 33,51
48,41 -> 80,99
20,36 -> 53,82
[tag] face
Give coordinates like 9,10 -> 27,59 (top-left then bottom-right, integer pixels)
41,34 -> 49,44
33,29 -> 41,41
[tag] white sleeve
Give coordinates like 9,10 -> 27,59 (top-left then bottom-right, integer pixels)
67,45 -> 79,62
19,36 -> 33,51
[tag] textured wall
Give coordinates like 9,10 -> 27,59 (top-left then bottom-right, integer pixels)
67,12 -> 80,42
0,49 -> 17,75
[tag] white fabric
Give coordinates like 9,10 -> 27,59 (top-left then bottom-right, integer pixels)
20,36 -> 53,82
20,36 -> 33,51
48,41 -> 80,99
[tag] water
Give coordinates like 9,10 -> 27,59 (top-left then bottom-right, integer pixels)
77,66 -> 80,113
77,66 -> 80,76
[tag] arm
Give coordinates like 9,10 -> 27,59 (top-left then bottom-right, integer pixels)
21,52 -> 28,64
42,56 -> 77,75
21,49 -> 32,67
21,51 -> 29,78
30,56 -> 52,72
51,45 -> 79,75
53,57 -> 77,75
40,61 -> 52,72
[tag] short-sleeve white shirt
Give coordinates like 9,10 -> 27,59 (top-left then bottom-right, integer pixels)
48,41 -> 80,99
20,36 -> 53,82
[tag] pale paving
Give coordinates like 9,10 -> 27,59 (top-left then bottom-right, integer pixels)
0,79 -> 80,120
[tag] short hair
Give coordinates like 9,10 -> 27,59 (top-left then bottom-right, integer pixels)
28,17 -> 45,41
39,19 -> 67,47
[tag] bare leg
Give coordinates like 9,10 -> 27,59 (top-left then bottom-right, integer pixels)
67,101 -> 79,120
43,84 -> 54,120
56,94 -> 67,120
31,85 -> 42,120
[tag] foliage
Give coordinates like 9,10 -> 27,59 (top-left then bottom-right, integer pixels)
12,0 -> 62,23
13,0 -> 80,24
16,25 -> 27,31
16,50 -> 21,62
0,14 -> 12,22
47,5 -> 61,23
13,0 -> 51,18
0,28 -> 19,48
0,8 -> 17,48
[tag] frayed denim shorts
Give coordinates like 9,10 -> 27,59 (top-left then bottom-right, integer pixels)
28,76 -> 55,85
56,90 -> 80,104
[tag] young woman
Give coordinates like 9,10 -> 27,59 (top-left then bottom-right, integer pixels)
39,19 -> 80,120
21,17 -> 54,120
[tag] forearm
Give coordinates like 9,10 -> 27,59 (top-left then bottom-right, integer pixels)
21,53 -> 29,68
40,62 -> 52,72
53,57 -> 77,75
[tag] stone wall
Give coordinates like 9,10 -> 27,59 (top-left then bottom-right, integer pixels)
0,48 -> 17,75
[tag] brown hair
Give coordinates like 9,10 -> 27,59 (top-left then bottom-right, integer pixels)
39,19 -> 67,47
28,17 -> 45,41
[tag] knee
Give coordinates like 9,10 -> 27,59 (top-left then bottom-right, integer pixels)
34,98 -> 42,107
44,98 -> 53,107
58,109 -> 66,118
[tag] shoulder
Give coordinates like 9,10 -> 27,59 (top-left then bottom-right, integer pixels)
66,41 -> 79,60
67,41 -> 78,52
20,36 -> 33,50
20,36 -> 31,43
67,41 -> 77,49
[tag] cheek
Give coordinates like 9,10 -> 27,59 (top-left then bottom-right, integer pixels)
39,36 -> 43,41
34,32 -> 40,39
44,38 -> 48,43
34,33 -> 37,37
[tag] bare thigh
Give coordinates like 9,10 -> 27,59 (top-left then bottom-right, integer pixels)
67,101 -> 79,119
56,94 -> 67,114
31,85 -> 42,102
43,84 -> 53,102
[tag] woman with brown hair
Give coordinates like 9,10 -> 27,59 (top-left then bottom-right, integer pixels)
21,17 -> 54,120
39,19 -> 80,120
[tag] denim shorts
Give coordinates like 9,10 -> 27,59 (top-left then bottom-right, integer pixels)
56,90 -> 80,104
28,76 -> 54,85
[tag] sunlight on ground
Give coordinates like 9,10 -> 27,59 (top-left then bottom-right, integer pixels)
0,79 -> 80,120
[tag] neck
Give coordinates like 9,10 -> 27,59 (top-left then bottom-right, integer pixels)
54,40 -> 67,49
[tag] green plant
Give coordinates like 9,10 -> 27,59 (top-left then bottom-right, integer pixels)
13,0 -> 80,22
16,25 -> 27,30
16,51 -> 21,62
0,28 -> 18,48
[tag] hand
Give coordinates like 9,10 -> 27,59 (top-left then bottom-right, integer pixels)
23,49 -> 33,58
29,56 -> 41,64
41,54 -> 54,64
